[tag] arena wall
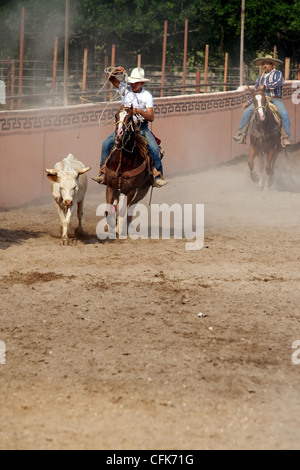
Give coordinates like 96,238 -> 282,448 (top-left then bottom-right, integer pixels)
0,82 -> 298,208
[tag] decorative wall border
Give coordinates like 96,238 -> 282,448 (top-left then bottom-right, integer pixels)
0,83 -> 294,136
154,93 -> 249,117
0,107 -> 119,136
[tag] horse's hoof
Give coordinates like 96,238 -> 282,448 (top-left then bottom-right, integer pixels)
75,227 -> 84,238
250,171 -> 259,183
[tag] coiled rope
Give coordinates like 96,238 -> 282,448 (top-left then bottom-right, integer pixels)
80,67 -> 129,126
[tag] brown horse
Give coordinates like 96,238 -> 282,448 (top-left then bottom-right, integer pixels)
103,105 -> 153,233
248,87 -> 281,189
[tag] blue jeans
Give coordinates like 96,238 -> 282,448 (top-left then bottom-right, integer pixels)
238,99 -> 291,139
100,122 -> 163,176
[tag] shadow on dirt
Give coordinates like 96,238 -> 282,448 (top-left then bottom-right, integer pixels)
0,229 -> 45,250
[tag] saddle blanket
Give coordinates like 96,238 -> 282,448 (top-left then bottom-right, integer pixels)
267,99 -> 281,124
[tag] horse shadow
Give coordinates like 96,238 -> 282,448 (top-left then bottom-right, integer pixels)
76,232 -> 114,245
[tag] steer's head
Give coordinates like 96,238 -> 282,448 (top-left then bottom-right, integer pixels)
45,167 -> 91,206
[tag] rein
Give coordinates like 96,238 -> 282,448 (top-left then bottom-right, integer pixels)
115,111 -> 137,153
105,159 -> 147,180
254,105 -> 267,113
80,67 -> 129,126
254,94 -> 268,116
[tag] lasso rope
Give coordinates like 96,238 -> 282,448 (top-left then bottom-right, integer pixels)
80,67 -> 129,126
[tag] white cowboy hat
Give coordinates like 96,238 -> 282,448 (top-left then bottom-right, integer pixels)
127,67 -> 150,83
252,54 -> 283,66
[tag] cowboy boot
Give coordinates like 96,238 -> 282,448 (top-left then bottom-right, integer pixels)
233,122 -> 249,144
153,168 -> 168,187
280,127 -> 291,147
92,168 -> 105,184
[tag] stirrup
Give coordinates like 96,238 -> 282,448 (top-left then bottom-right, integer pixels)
154,178 -> 168,188
281,135 -> 291,147
152,168 -> 167,187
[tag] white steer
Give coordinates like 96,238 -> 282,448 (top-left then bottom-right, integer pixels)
45,154 -> 91,244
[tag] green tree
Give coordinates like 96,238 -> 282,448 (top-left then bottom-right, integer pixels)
0,0 -> 299,68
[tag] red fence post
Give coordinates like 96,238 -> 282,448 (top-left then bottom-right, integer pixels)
223,52 -> 228,91
52,36 -> 58,107
285,58 -> 290,80
182,19 -> 188,95
195,70 -> 201,94
10,61 -> 15,110
204,45 -> 209,93
161,20 -> 168,97
81,48 -> 88,104
18,6 -> 25,109
110,44 -> 115,101
64,0 -> 70,106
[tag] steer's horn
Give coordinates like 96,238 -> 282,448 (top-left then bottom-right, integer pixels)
77,166 -> 91,175
45,169 -> 57,175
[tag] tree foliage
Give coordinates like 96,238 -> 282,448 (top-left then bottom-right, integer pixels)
0,0 -> 299,67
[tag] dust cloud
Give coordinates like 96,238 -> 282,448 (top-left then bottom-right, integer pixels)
144,145 -> 300,234
0,1 -> 81,61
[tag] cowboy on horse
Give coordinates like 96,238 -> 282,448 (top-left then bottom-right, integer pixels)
93,66 -> 167,188
233,54 -> 291,147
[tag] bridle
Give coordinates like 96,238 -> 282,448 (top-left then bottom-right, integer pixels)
253,93 -> 268,120
105,106 -> 149,189
114,108 -> 136,152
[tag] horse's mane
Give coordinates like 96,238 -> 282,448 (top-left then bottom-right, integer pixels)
114,106 -> 150,160
134,131 -> 149,160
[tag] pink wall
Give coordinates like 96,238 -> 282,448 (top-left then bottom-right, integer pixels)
0,82 -> 298,208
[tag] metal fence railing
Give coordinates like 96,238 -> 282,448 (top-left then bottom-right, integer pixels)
0,60 -> 299,110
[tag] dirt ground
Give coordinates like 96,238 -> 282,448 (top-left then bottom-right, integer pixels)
1,147 -> 300,450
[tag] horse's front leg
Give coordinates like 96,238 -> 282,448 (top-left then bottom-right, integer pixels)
264,147 -> 276,190
116,192 -> 134,237
257,152 -> 266,188
105,186 -> 119,232
106,186 -> 116,207
75,198 -> 84,237
126,190 -> 138,226
249,144 -> 259,183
